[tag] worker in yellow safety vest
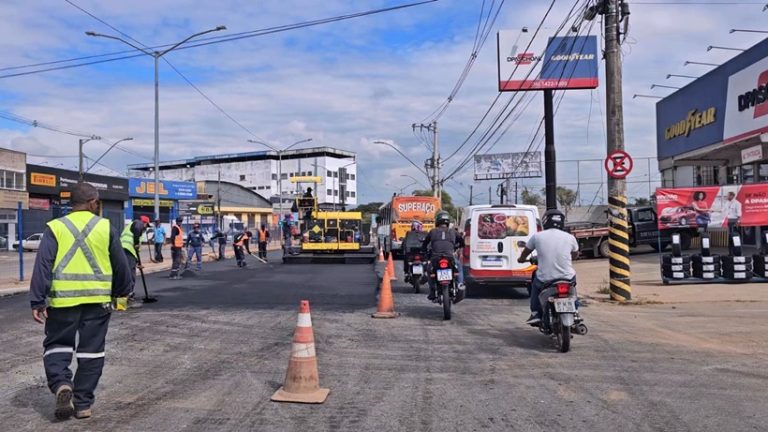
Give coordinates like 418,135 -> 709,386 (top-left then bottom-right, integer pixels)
29,182 -> 131,421
169,216 -> 185,280
257,224 -> 270,262
119,215 -> 150,305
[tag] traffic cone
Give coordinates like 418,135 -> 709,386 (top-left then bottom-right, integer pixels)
373,267 -> 399,319
271,300 -> 330,404
378,248 -> 385,262
386,253 -> 396,281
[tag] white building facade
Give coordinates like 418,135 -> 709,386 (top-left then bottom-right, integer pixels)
128,147 -> 358,208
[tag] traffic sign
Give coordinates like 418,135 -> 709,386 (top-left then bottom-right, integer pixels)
605,150 -> 633,179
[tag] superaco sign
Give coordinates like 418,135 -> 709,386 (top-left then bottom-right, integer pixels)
397,201 -> 437,215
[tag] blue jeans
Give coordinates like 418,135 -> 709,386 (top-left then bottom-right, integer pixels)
456,256 -> 465,285
186,246 -> 202,270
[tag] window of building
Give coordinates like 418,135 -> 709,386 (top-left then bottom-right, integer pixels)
759,163 -> 768,182
239,174 -> 246,181
351,191 -> 356,198
280,173 -> 288,180
727,166 -> 741,185
333,171 -> 338,178
327,189 -> 333,195
742,164 -> 755,183
272,173 -> 277,180
661,169 -> 674,188
327,170 -> 332,177
695,166 -> 717,186
333,189 -> 338,196
351,174 -> 356,181
265,186 -> 271,190
0,169 -> 25,191
257,186 -> 265,190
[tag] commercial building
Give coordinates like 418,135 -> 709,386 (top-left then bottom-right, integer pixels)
25,164 -> 128,236
196,180 -> 273,229
656,37 -> 768,246
126,177 -> 196,222
127,146 -> 358,209
0,148 -> 28,250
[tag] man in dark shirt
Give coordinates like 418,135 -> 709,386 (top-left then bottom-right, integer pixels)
169,217 -> 184,280
29,183 -> 131,420
422,211 -> 464,300
184,222 -> 204,271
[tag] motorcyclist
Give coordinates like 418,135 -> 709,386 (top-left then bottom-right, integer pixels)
421,211 -> 464,301
517,209 -> 579,325
402,221 -> 426,282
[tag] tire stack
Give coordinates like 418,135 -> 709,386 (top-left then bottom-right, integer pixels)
691,254 -> 720,279
721,255 -> 752,281
661,255 -> 690,280
754,254 -> 768,279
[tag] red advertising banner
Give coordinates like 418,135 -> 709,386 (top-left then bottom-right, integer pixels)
655,184 -> 768,229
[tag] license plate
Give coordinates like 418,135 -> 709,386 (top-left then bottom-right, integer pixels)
436,269 -> 453,281
553,298 -> 576,313
412,264 -> 423,275
482,256 -> 503,267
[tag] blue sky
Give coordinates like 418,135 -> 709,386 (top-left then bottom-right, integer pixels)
1,0 -> 766,206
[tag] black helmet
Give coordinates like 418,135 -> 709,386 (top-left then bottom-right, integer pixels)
175,216 -> 183,224
542,209 -> 566,230
435,210 -> 451,226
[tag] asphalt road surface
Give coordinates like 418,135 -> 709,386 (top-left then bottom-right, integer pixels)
1,251 -> 766,431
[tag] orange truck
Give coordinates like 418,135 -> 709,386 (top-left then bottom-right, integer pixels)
377,196 -> 441,255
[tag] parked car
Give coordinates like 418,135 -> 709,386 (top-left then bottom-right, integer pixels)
12,233 -> 44,251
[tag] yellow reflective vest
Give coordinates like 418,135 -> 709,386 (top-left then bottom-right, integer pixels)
121,225 -> 138,259
47,211 -> 113,308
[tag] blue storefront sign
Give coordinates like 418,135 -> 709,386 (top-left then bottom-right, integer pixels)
128,178 -> 196,200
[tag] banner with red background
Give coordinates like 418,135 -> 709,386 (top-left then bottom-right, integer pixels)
655,184 -> 768,229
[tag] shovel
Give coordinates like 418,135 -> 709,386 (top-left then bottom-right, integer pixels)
138,265 -> 158,303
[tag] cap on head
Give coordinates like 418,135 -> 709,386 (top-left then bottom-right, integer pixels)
176,216 -> 184,224
140,215 -> 150,224
70,183 -> 99,206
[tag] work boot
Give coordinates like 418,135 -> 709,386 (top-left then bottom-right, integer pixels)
54,384 -> 74,420
74,408 -> 92,419
525,313 -> 541,325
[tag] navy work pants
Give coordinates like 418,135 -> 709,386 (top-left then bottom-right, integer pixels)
170,247 -> 182,277
43,304 -> 111,410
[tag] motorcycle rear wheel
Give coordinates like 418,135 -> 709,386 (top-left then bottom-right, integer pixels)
556,321 -> 571,353
442,285 -> 451,320
412,278 -> 420,293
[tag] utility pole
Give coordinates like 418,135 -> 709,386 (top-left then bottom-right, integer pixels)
469,185 -> 474,205
543,89 -> 557,210
413,121 -> 440,198
488,186 -> 491,205
217,168 -> 222,229
601,0 -> 631,302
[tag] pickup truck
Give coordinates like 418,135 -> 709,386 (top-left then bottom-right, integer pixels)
566,206 -> 697,258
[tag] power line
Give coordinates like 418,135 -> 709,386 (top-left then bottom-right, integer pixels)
0,0 -> 438,79
0,110 -> 99,138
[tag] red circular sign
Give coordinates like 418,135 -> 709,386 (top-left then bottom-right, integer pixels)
604,150 -> 633,179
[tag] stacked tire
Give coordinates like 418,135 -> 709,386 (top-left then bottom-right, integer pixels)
691,254 -> 720,279
754,254 -> 768,279
661,255 -> 690,280
721,255 -> 752,280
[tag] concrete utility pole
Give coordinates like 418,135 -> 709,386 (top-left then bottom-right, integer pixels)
602,0 -> 631,302
412,122 -> 440,198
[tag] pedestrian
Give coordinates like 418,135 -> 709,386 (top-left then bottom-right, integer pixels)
120,215 -> 150,305
185,222 -> 204,271
169,217 -> 185,280
233,230 -> 252,268
282,214 -> 293,248
257,224 -> 270,261
29,182 -> 131,420
212,226 -> 227,260
723,191 -> 742,248
153,219 -> 166,262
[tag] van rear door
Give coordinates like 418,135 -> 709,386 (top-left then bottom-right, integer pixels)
470,207 -> 536,274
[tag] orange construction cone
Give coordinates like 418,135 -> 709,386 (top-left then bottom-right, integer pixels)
378,248 -> 385,263
271,300 -> 330,404
386,253 -> 396,281
373,267 -> 399,318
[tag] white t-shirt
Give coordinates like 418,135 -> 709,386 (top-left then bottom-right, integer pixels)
526,228 -> 579,282
723,198 -> 742,219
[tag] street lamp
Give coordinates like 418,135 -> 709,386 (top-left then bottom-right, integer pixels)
84,137 -> 134,175
684,61 -> 719,67
372,140 -> 430,186
730,29 -> 768,34
247,138 -> 313,238
399,181 -> 417,195
706,45 -> 745,52
87,25 -> 227,220
666,74 -> 698,80
400,174 -> 428,190
632,94 -> 663,99
78,136 -> 102,180
650,84 -> 680,90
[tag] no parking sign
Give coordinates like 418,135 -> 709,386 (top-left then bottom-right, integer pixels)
605,150 -> 633,179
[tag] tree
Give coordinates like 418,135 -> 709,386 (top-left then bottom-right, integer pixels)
521,187 -> 543,206
555,186 -> 578,216
632,197 -> 651,206
352,202 -> 384,218
413,190 -> 458,220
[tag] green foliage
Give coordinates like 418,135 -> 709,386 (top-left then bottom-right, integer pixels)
632,197 -> 652,206
521,187 -> 543,206
352,202 -> 384,217
413,190 -> 457,221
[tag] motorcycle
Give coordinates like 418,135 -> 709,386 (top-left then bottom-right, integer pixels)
428,254 -> 465,320
518,242 -> 587,353
405,249 -> 427,293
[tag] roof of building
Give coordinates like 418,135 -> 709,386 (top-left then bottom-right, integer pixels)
128,146 -> 355,171
197,180 -> 272,209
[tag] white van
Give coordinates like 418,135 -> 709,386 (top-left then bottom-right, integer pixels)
460,204 -> 540,288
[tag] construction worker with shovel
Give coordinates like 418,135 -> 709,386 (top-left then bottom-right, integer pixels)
117,215 -> 150,309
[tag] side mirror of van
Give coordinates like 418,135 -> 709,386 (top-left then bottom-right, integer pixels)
516,240 -> 527,248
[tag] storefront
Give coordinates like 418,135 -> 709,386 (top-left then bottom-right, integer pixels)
126,178 -> 196,223
656,37 -> 768,247
196,180 -> 273,229
0,148 -> 28,250
24,164 -> 128,236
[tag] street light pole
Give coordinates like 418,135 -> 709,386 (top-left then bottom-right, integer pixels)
86,25 -> 227,220
78,136 -> 102,180
85,137 -> 134,175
